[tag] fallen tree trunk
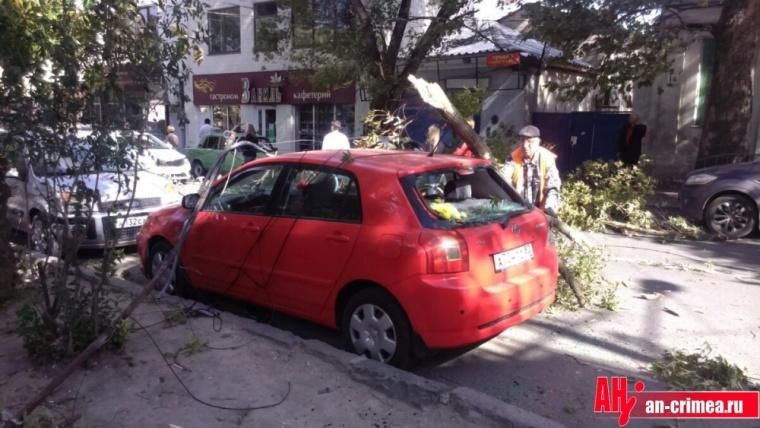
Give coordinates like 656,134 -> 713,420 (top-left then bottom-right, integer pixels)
407,74 -> 586,307
407,75 -> 493,160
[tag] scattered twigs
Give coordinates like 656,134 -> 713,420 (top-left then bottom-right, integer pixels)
602,220 -> 676,237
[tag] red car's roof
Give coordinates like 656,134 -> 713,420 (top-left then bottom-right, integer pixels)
257,150 -> 492,176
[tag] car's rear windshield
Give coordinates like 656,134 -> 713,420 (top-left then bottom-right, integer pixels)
407,166 -> 528,228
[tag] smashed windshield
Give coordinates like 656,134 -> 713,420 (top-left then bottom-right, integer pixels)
412,167 -> 526,226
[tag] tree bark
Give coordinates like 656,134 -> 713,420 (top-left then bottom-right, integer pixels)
407,75 -> 493,159
697,0 -> 760,163
0,157 -> 17,297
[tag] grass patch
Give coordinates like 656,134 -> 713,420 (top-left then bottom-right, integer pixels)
650,344 -> 759,391
180,337 -> 207,357
164,309 -> 188,325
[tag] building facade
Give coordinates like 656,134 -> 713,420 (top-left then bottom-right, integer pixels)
169,1 -> 592,153
167,0 -> 363,151
633,1 -> 760,181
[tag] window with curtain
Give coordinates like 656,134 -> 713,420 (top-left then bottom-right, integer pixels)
208,7 -> 241,54
254,2 -> 279,52
291,0 -> 351,48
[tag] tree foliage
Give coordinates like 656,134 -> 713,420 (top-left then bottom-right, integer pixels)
512,0 -> 683,101
0,0 -> 205,363
258,0 -> 490,109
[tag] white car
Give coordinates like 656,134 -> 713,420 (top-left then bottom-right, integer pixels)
5,143 -> 182,253
114,131 -> 192,182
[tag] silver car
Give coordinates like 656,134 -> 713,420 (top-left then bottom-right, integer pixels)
5,146 -> 182,253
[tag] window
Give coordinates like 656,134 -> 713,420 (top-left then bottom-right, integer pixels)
254,2 -> 279,52
201,135 -> 224,150
212,105 -> 240,130
694,37 -> 715,127
297,104 -> 355,149
409,167 -> 526,227
205,166 -> 283,214
278,167 -> 361,222
291,0 -> 351,48
208,7 -> 241,54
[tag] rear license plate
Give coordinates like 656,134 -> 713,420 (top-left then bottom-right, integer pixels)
118,216 -> 146,229
493,244 -> 534,272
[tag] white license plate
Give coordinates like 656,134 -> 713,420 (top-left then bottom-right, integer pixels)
118,216 -> 146,229
493,244 -> 534,271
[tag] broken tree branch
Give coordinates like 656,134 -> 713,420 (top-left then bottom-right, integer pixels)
407,74 -> 493,160
602,220 -> 676,237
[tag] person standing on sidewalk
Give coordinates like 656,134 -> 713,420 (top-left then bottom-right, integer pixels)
165,126 -> 179,148
321,120 -> 350,150
503,125 -> 561,212
198,118 -> 213,142
618,113 -> 647,166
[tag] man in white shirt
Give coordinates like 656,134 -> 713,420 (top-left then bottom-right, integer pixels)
198,118 -> 213,142
321,120 -> 351,150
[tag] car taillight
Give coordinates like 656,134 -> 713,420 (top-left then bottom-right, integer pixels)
419,230 -> 469,274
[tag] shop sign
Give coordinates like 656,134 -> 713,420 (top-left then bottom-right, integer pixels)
486,52 -> 521,68
192,71 -> 355,105
241,75 -> 282,104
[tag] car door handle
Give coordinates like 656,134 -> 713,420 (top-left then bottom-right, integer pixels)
327,233 -> 351,243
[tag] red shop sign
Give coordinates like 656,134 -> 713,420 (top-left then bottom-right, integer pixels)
486,52 -> 521,68
192,71 -> 355,105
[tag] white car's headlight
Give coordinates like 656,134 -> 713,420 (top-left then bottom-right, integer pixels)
685,173 -> 718,186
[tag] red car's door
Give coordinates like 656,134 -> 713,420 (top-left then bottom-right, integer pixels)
261,166 -> 362,318
181,165 -> 285,293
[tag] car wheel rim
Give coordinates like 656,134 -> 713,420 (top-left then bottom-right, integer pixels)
712,201 -> 751,235
151,251 -> 173,293
30,218 -> 49,253
193,163 -> 204,178
349,303 -> 397,363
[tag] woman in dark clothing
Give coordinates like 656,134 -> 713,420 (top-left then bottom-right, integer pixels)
239,124 -> 276,162
618,114 -> 647,166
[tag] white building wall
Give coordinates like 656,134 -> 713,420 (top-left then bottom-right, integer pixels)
176,0 -> 361,149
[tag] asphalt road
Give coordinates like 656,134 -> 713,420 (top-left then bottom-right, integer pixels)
80,232 -> 760,428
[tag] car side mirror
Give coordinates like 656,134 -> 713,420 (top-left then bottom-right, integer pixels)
182,193 -> 200,210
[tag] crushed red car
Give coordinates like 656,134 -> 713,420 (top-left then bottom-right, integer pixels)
137,150 -> 558,367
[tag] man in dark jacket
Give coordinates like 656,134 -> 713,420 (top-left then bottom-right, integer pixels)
618,113 -> 647,165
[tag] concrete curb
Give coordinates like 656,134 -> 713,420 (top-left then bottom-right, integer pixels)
88,269 -> 566,428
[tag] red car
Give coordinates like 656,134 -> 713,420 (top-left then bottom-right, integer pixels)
137,150 -> 558,367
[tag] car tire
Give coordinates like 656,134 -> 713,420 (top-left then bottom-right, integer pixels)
191,161 -> 206,179
146,240 -> 193,297
29,213 -> 60,255
705,194 -> 757,239
341,288 -> 413,368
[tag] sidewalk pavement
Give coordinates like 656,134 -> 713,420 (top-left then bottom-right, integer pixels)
0,273 -> 565,428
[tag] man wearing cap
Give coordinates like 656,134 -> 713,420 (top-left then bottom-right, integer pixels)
503,125 -> 561,212
321,120 -> 351,150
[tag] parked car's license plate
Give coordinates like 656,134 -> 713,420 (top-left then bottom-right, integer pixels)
118,216 -> 147,229
493,244 -> 534,271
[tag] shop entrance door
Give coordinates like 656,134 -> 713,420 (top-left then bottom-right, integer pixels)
252,107 -> 277,142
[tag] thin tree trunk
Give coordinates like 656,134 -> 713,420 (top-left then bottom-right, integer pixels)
697,0 -> 760,163
0,158 -> 17,296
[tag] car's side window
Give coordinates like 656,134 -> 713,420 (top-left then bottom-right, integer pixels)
203,136 -> 221,149
205,165 -> 283,214
279,166 -> 361,222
